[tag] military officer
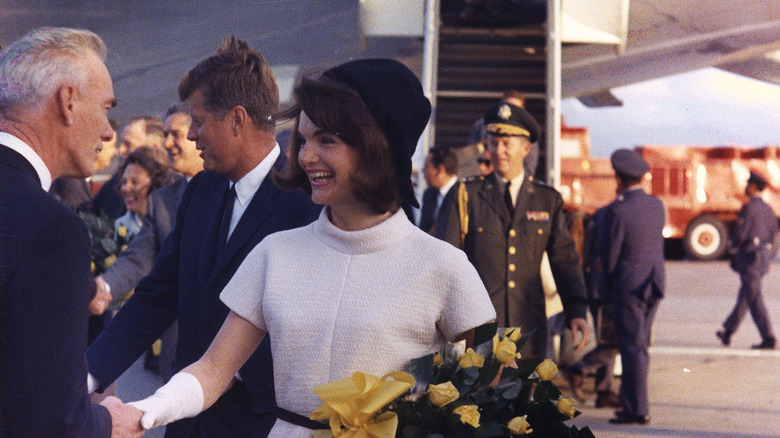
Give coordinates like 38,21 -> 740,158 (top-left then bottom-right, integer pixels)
603,149 -> 665,425
441,102 -> 589,359
717,170 -> 778,350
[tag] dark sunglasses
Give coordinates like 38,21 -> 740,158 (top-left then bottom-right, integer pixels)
477,158 -> 491,165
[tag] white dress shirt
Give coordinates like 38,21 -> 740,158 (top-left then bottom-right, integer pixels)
0,132 -> 52,191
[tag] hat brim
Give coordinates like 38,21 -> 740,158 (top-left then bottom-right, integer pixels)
485,123 -> 531,138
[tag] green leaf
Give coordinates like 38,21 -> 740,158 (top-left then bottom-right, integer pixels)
462,366 -> 480,386
479,358 -> 500,386
501,381 -> 523,400
404,353 -> 435,397
533,381 -> 561,402
474,422 -> 505,437
470,393 -> 497,405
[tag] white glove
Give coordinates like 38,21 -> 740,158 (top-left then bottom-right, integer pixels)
129,372 -> 204,429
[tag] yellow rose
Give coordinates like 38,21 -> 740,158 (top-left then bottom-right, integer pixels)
427,381 -> 459,407
492,334 -> 521,365
556,397 -> 577,419
434,351 -> 443,366
453,405 -> 480,428
121,244 -> 128,251
458,348 -> 485,369
507,415 -> 533,435
504,327 -> 522,342
535,359 -> 558,381
117,225 -> 128,238
105,254 -> 117,268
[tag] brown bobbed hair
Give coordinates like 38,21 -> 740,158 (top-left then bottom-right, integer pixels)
273,76 -> 401,214
178,36 -> 278,131
115,146 -> 176,196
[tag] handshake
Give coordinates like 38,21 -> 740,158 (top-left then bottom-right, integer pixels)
100,396 -> 144,438
98,372 -> 206,437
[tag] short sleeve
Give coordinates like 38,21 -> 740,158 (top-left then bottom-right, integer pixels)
437,247 -> 496,341
220,241 -> 269,331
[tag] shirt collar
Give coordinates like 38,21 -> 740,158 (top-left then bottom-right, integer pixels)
0,132 -> 52,190
438,175 -> 458,197
231,143 -> 280,206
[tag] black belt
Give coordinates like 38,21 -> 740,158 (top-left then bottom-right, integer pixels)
276,407 -> 329,430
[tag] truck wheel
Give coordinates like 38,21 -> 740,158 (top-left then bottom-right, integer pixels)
683,216 -> 728,260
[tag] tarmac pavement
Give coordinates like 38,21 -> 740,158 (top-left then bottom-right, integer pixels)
568,258 -> 780,437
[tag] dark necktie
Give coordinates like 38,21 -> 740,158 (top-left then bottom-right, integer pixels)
218,185 -> 237,249
504,182 -> 514,217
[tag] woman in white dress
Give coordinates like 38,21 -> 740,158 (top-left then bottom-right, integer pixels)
129,59 -> 496,437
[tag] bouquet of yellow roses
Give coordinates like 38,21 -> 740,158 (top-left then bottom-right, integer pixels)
310,322 -> 595,437
78,210 -> 131,276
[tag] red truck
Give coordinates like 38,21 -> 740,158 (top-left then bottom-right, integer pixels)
558,125 -> 780,260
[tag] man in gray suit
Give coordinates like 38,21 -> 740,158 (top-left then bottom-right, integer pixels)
603,149 -> 665,425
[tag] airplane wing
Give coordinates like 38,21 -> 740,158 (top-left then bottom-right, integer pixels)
563,0 -> 780,101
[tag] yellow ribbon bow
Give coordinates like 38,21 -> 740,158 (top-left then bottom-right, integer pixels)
309,371 -> 415,438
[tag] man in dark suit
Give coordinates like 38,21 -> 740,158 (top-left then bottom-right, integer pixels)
567,196 -> 622,408
0,27 -> 142,438
718,170 -> 778,350
86,36 -> 320,438
603,149 -> 665,425
419,146 -> 458,237
442,102 -> 589,359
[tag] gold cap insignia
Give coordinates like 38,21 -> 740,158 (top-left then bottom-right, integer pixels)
498,104 -> 512,120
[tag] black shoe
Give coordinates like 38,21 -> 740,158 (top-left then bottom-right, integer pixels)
566,371 -> 586,403
595,391 -> 620,408
609,412 -> 650,425
716,330 -> 731,346
752,337 -> 776,349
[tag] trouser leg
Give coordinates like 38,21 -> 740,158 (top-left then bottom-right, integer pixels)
723,285 -> 749,336
742,271 -> 775,340
616,296 -> 658,417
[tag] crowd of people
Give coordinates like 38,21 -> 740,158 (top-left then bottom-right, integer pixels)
11,23 -> 777,437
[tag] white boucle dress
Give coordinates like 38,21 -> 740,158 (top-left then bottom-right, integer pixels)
221,207 -> 496,437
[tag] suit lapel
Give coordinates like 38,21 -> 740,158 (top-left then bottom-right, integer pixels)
206,174 -> 277,287
195,178 -> 230,289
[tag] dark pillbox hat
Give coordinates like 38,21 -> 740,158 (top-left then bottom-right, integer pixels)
323,58 -> 431,209
483,102 -> 541,143
610,149 -> 649,179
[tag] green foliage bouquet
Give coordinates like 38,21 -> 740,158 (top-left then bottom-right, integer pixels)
310,323 -> 595,437
78,210 -> 130,276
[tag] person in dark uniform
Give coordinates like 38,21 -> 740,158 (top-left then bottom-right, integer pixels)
603,149 -> 665,425
717,170 -> 778,350
441,101 -> 589,359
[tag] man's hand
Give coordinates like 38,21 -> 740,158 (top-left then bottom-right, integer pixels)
569,317 -> 590,352
89,276 -> 112,315
101,396 -> 144,438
